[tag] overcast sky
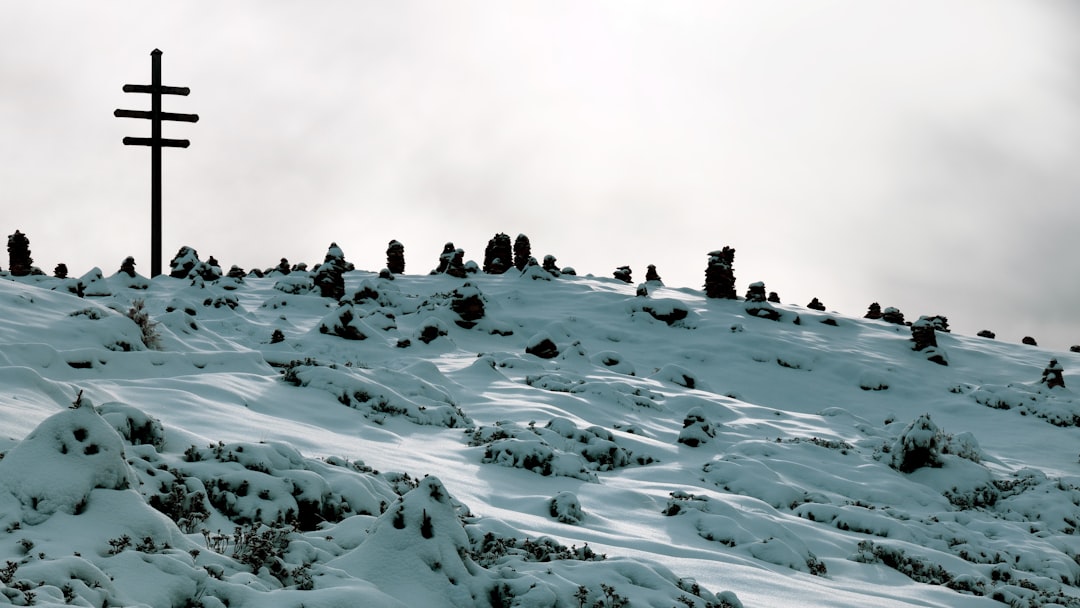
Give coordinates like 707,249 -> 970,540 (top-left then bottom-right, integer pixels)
4,1 -> 1079,349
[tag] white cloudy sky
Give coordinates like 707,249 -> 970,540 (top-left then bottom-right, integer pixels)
3,1 -> 1079,348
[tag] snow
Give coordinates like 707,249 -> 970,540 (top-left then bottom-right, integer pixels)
0,265 -> 1079,606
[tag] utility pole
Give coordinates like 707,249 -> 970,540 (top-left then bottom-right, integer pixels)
114,49 -> 198,278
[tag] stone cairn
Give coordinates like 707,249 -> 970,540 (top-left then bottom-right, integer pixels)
433,242 -> 467,278
911,316 -> 948,366
864,302 -> 882,320
645,264 -> 662,283
881,307 -> 906,325
513,234 -> 532,271
745,281 -> 767,302
1041,359 -> 1065,388
7,230 -> 33,277
704,247 -> 737,299
314,242 -> 347,300
119,256 -> 138,278
483,233 -> 513,274
386,240 -> 405,275
542,255 -> 560,276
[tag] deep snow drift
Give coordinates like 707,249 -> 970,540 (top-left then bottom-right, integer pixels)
0,259 -> 1079,607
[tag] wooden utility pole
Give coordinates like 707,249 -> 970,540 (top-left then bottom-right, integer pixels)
114,49 -> 198,278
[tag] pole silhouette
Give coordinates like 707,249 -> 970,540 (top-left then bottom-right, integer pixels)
114,49 -> 198,278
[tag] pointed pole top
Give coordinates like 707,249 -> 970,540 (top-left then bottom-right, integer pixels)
151,48 -> 163,55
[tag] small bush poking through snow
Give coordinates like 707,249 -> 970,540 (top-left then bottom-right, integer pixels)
126,299 -> 162,350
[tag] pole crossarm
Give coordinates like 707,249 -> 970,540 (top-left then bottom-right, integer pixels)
122,84 -> 191,96
114,48 -> 197,278
114,109 -> 199,123
122,137 -> 191,148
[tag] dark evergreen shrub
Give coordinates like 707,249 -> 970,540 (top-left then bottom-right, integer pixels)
767,291 -> 780,303
807,298 -> 825,311
1022,336 -> 1038,346
53,263 -> 68,279
613,266 -> 632,284
227,265 -> 247,279
977,330 -> 996,339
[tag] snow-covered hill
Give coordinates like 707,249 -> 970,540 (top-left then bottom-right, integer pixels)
1,255 -> 1079,608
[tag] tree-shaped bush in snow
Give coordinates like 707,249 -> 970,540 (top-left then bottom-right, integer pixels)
1022,336 -> 1038,346
483,233 -> 512,274
7,230 -> 33,277
513,233 -> 531,271
807,298 -> 825,311
704,247 -> 737,299
53,263 -> 68,279
768,291 -> 780,303
891,414 -> 944,473
386,240 -> 405,275
613,266 -> 632,284
978,329 -> 996,339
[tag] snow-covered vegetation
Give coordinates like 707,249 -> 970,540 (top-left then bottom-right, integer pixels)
0,256 -> 1079,607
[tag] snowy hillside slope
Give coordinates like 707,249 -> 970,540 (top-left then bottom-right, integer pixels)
0,261 -> 1079,607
